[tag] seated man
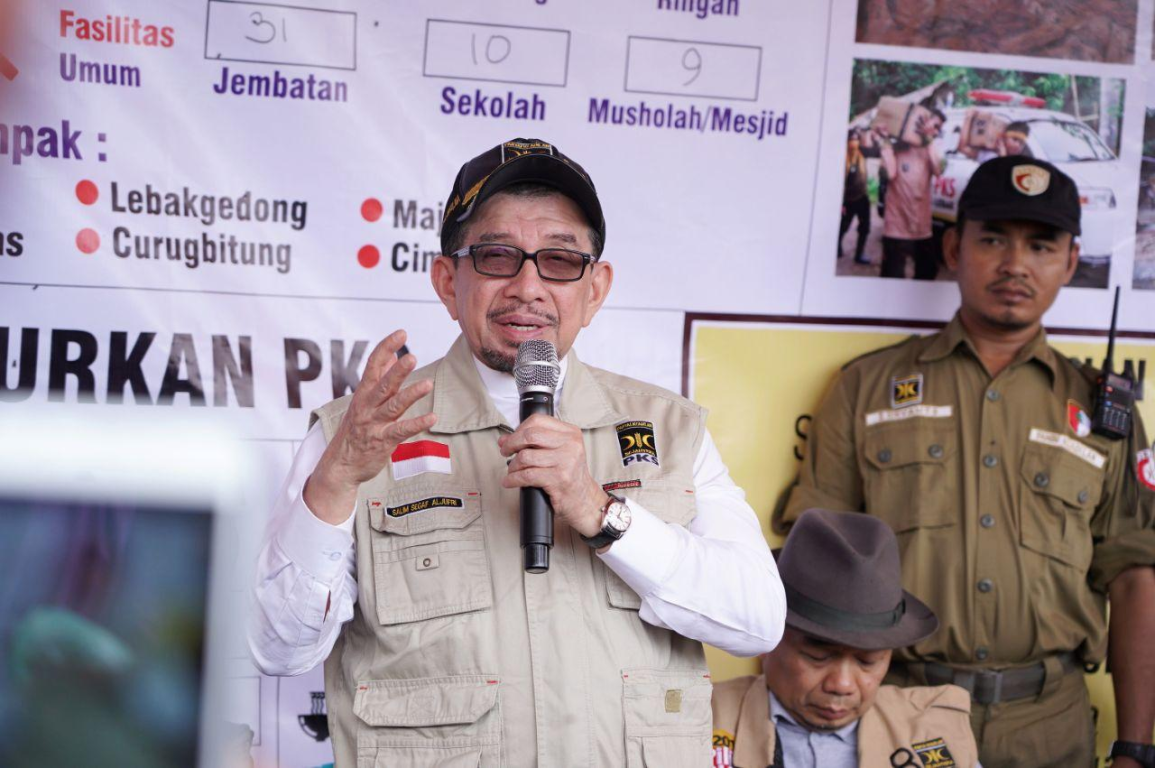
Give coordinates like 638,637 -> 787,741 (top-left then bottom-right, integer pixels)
712,509 -> 979,768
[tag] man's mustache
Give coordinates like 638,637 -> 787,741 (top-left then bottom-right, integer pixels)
987,276 -> 1037,297
487,305 -> 560,327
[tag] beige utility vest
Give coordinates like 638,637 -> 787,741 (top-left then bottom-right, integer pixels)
711,675 -> 977,768
311,337 -> 713,767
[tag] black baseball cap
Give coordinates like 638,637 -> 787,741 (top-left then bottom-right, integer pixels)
957,156 -> 1081,236
440,138 -> 605,255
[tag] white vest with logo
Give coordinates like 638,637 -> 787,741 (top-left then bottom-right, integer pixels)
311,336 -> 713,767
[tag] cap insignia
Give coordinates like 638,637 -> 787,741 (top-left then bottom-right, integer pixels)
1012,164 -> 1050,196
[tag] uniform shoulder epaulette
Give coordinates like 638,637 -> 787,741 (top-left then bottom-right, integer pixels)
840,334 -> 922,372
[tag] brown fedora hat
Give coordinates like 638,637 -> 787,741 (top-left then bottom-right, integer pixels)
776,509 -> 938,651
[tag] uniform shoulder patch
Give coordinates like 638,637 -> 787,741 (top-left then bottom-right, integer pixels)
1138,448 -> 1155,492
1067,400 -> 1092,438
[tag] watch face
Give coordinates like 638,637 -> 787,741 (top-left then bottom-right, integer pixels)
605,501 -> 631,534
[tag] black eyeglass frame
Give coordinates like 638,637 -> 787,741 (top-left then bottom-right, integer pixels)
449,243 -> 598,283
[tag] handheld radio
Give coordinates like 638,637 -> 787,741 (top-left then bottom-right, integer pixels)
1091,287 -> 1135,440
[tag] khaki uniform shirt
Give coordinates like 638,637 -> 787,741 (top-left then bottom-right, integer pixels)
711,674 -> 977,768
781,315 -> 1155,666
310,337 -> 714,767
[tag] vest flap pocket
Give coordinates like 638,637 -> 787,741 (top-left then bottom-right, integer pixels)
602,484 -> 696,611
623,668 -> 712,768
353,676 -> 500,728
368,486 -> 481,537
368,486 -> 492,625
601,481 -> 697,526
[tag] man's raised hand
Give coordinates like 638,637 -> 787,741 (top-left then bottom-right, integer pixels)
304,330 -> 437,524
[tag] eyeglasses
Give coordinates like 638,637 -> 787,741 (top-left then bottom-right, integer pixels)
450,243 -> 596,282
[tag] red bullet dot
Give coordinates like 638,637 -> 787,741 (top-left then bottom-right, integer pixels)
76,228 -> 100,254
357,245 -> 380,269
361,198 -> 383,222
76,179 -> 98,205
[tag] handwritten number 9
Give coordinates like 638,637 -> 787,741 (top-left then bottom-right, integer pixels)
682,46 -> 702,86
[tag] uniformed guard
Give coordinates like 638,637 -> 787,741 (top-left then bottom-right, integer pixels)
779,156 -> 1155,768
712,508 -> 979,768
249,138 -> 787,766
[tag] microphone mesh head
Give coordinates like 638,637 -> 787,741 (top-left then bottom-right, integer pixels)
514,340 -> 560,393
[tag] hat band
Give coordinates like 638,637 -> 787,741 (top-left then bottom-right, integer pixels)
785,583 -> 906,632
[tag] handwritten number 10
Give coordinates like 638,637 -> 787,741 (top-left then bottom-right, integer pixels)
471,33 -> 512,65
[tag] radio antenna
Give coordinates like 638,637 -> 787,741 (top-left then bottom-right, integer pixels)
1103,286 -> 1120,374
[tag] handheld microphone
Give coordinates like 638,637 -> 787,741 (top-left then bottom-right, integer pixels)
513,340 -> 561,574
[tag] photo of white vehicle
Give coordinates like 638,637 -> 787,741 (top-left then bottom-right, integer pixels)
838,61 -> 1125,288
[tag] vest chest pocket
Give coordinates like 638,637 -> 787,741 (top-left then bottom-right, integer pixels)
602,483 -> 697,611
862,422 -> 958,533
367,487 -> 493,625
1018,444 -> 1103,570
622,668 -> 712,768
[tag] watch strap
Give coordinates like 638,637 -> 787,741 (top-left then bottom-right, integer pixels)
1110,740 -> 1155,768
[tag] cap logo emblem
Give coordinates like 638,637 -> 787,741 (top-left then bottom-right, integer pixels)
501,140 -> 553,162
1012,165 -> 1050,196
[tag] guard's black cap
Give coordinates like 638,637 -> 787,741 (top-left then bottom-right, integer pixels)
440,138 -> 605,255
958,156 -> 1081,236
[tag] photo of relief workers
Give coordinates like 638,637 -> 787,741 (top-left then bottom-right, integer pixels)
836,60 -> 1124,288
1132,107 -> 1155,290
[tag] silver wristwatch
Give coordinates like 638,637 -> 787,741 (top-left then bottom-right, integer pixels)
581,493 -> 632,549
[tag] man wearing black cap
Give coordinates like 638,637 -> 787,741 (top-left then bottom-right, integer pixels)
249,138 -> 785,766
780,157 -> 1155,767
713,509 -> 980,767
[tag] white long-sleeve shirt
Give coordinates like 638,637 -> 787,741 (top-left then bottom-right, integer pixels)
249,357 -> 785,676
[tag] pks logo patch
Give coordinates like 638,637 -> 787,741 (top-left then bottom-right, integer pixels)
616,420 -> 659,467
891,373 -> 923,408
386,496 -> 463,518
1012,164 -> 1050,196
1067,400 -> 1092,438
912,737 -> 956,767
1138,448 -> 1155,492
711,729 -> 735,768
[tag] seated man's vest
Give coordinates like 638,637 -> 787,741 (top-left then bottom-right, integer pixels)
711,674 -> 977,768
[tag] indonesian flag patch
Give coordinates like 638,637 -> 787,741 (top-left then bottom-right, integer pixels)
1068,400 -> 1092,438
391,440 -> 451,480
1138,448 -> 1155,492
